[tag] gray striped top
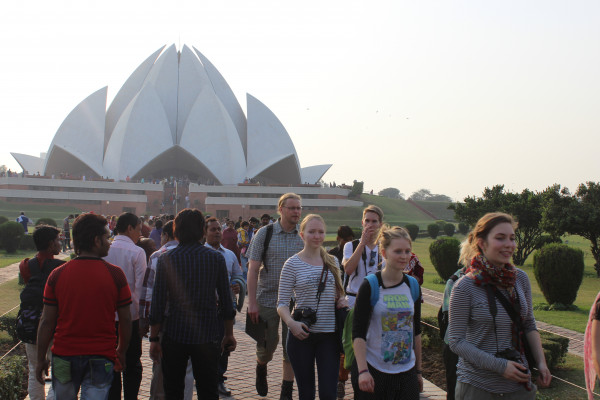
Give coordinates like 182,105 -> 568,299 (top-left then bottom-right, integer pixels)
277,254 -> 337,333
448,269 -> 537,393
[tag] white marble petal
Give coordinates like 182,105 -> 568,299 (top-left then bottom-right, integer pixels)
103,85 -> 173,181
10,153 -> 44,175
194,47 -> 247,158
104,45 -> 165,153
301,164 -> 332,184
246,94 -> 301,183
44,87 -> 107,177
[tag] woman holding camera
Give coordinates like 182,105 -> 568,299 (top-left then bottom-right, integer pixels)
277,214 -> 346,400
448,213 -> 551,399
352,226 -> 423,399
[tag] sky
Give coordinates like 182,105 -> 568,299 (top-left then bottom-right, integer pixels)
1,0 -> 598,202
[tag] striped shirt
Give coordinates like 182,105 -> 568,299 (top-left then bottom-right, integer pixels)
448,269 -> 537,394
277,254 -> 337,333
247,221 -> 304,308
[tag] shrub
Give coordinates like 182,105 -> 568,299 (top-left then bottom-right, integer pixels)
458,222 -> 469,235
0,216 -> 7,225
404,224 -> 419,241
19,234 -> 35,250
535,235 -> 562,249
0,222 -> 25,254
429,237 -> 461,281
351,228 -> 362,240
0,315 -> 19,343
540,330 -> 569,369
427,223 -> 440,239
435,220 -> 446,229
533,244 -> 584,306
0,356 -> 26,400
35,217 -> 57,227
443,224 -> 455,237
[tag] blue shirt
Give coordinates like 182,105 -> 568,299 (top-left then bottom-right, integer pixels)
149,243 -> 235,344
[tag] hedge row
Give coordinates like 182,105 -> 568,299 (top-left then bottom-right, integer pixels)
0,356 -> 26,400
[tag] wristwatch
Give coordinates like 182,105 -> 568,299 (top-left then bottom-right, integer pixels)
149,336 -> 160,342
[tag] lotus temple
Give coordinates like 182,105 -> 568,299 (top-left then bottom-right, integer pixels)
2,45 -> 361,217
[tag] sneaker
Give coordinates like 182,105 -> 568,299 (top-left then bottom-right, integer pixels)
279,380 -> 293,400
337,380 -> 345,399
256,363 -> 268,396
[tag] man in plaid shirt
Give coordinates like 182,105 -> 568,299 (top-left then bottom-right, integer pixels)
246,193 -> 304,399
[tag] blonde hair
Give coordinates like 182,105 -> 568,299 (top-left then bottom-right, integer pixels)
300,214 -> 344,296
278,193 -> 302,215
377,225 -> 412,253
458,212 -> 517,266
362,205 -> 384,223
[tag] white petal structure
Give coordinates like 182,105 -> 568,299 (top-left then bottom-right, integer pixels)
14,44 -> 331,184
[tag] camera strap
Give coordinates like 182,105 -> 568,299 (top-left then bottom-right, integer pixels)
484,284 -> 500,356
315,264 -> 329,312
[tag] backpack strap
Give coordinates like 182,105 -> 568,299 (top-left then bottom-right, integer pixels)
27,257 -> 41,277
260,224 -> 274,272
366,273 -> 379,306
405,274 -> 420,303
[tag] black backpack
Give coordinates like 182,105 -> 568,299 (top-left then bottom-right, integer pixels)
16,257 -> 65,343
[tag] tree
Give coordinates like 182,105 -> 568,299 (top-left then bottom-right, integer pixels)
449,185 -> 547,266
378,187 -> 404,199
350,180 -> 364,197
410,189 -> 432,201
427,223 -> 440,239
541,182 -> 600,276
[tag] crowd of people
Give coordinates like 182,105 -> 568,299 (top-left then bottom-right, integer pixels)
19,195 -> 600,399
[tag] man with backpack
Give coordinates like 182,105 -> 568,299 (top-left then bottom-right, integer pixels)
18,225 -> 65,400
246,193 -> 304,399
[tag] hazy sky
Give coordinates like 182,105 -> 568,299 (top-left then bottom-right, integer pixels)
1,1 -> 598,201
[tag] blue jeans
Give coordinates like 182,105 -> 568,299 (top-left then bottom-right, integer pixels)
240,255 -> 248,280
52,354 -> 113,400
286,332 -> 339,400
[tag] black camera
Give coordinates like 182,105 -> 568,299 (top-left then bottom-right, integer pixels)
495,348 -> 522,363
292,307 -> 317,329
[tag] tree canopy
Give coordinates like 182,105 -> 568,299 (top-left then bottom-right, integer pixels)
449,185 -> 547,266
378,187 -> 404,199
541,182 -> 600,276
410,188 -> 452,202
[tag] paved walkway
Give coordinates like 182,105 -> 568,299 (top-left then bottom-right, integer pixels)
421,287 -> 585,357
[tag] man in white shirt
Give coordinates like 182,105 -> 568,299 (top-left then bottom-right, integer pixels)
104,212 -> 147,400
204,217 -> 244,397
342,205 -> 384,308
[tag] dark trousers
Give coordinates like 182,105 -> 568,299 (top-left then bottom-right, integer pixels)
286,331 -> 339,400
109,319 -> 143,400
161,335 -> 220,400
443,343 -> 459,400
351,361 -> 419,400
218,350 -> 229,383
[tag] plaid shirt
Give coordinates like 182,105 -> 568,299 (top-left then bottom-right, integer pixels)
246,221 -> 304,308
149,243 -> 235,344
139,240 -> 178,320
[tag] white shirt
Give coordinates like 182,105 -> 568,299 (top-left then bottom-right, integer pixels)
204,242 -> 243,279
104,235 -> 147,320
342,242 -> 381,308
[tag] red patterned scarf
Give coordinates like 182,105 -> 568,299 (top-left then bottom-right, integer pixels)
467,253 -> 517,295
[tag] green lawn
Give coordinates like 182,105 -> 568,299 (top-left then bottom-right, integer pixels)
0,278 -> 21,316
0,199 -> 81,223
0,250 -> 36,269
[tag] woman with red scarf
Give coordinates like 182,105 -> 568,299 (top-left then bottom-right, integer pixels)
447,213 -> 551,399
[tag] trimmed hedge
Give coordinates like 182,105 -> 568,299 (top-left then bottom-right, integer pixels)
35,217 -> 57,227
0,216 -> 7,225
443,223 -> 455,237
533,244 -> 584,306
427,223 -> 440,239
0,222 -> 24,253
0,356 -> 26,400
458,222 -> 469,235
19,234 -> 35,250
0,316 -> 18,343
429,237 -> 461,281
404,224 -> 419,241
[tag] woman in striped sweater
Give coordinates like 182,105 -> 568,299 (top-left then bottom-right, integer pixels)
448,213 -> 551,399
277,214 -> 347,400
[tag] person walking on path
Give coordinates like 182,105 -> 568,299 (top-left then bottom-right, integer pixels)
35,213 -> 132,400
448,212 -> 551,399
62,215 -> 73,251
149,208 -> 237,400
246,193 -> 304,399
19,225 -> 65,400
277,214 -> 347,400
104,212 -> 147,400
